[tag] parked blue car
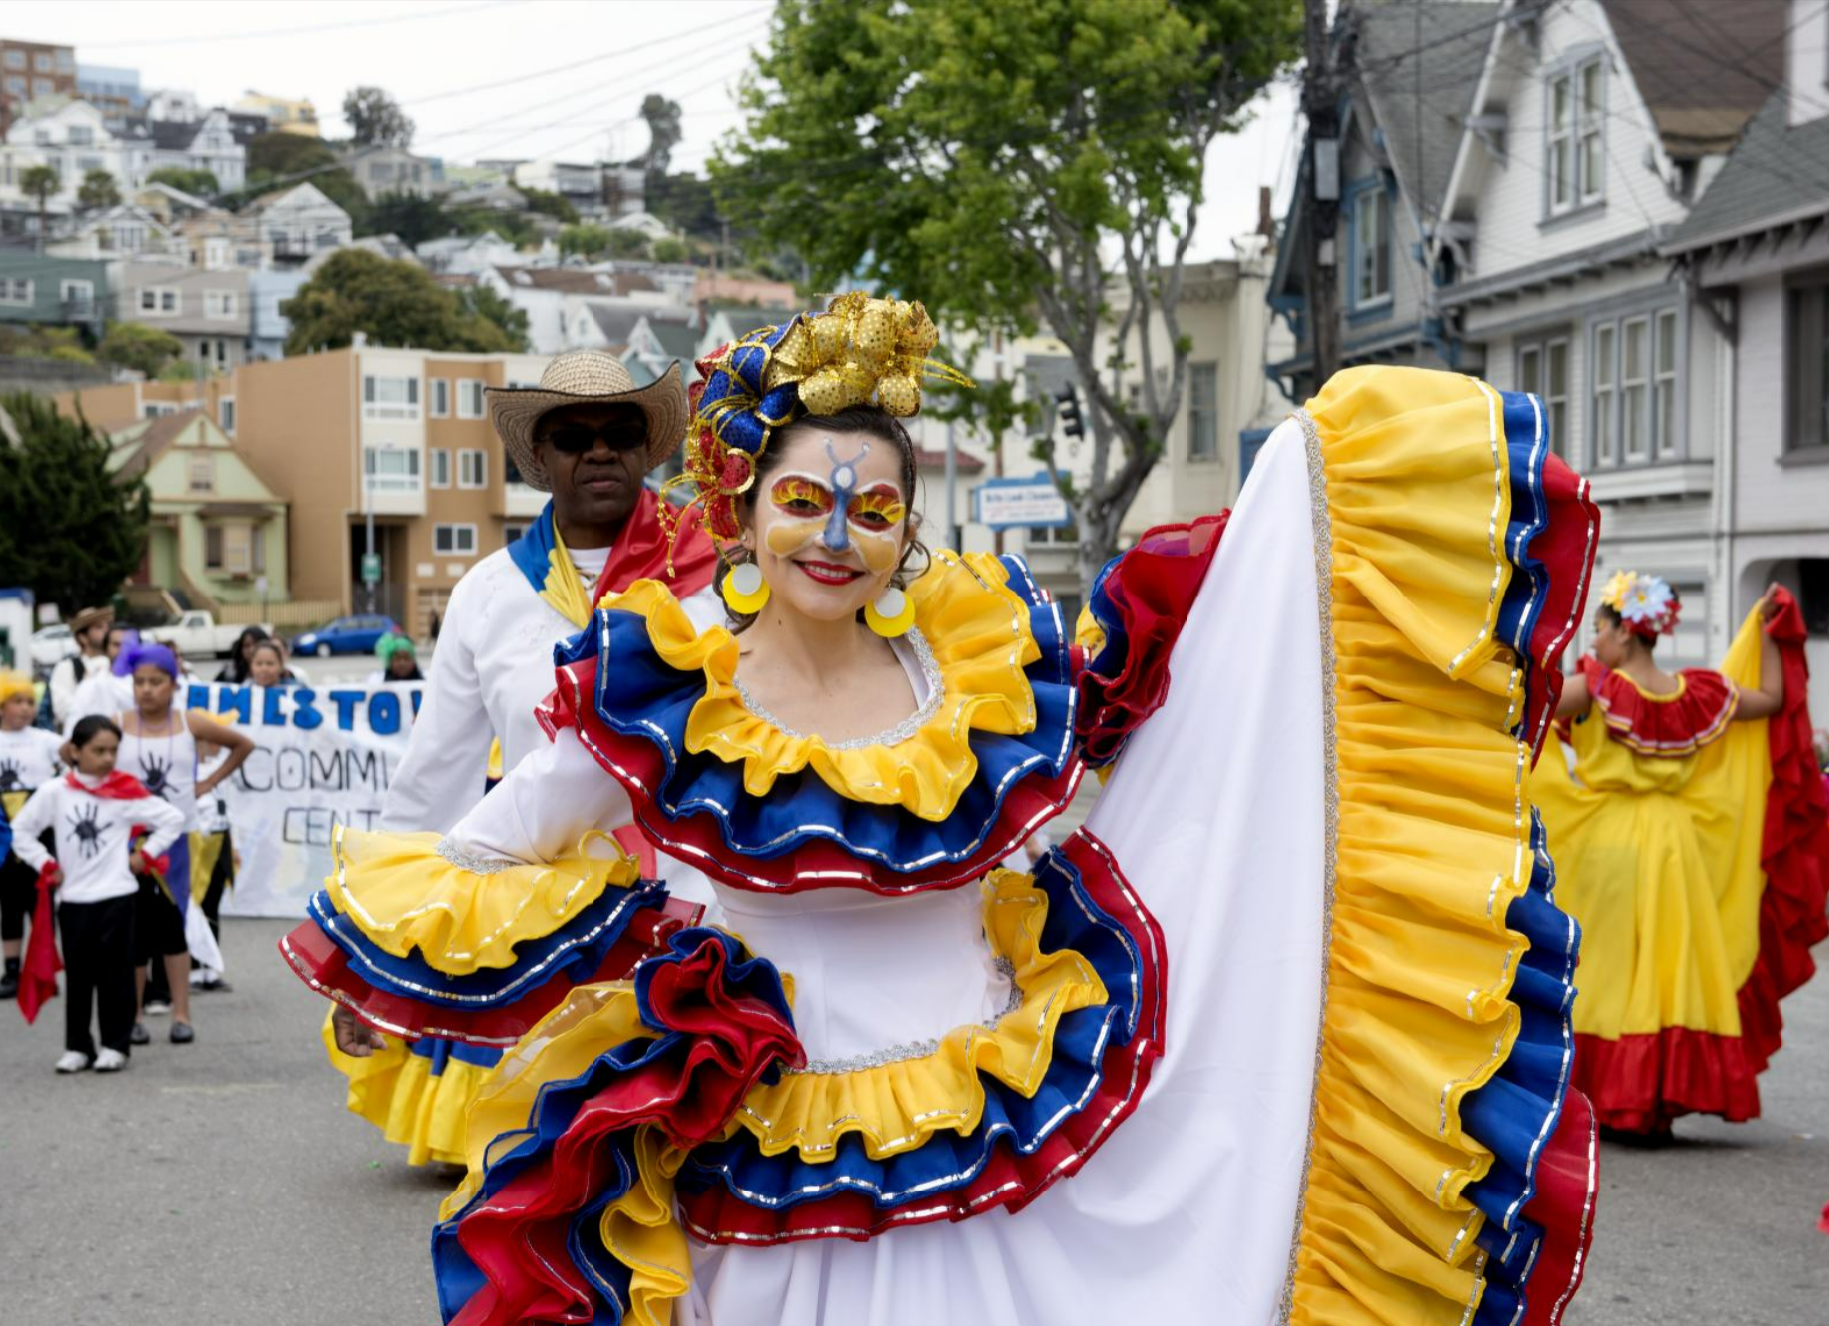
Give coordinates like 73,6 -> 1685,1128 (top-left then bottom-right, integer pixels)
293,614 -> 401,658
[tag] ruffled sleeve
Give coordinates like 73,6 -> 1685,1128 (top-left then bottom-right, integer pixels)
1290,367 -> 1601,1326
1578,655 -> 1739,757
1073,514 -> 1227,769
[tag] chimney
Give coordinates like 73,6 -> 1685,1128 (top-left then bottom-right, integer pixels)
1257,186 -> 1275,238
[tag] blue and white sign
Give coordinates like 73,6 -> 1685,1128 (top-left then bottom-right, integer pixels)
973,476 -> 1073,530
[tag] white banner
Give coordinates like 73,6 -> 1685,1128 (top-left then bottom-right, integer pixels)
184,681 -> 424,918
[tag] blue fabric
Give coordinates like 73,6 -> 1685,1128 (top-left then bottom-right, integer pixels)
430,929 -> 793,1325
698,320 -> 802,455
675,842 -> 1148,1212
505,500 -> 561,598
164,833 -> 190,922
1494,386 -> 1558,745
307,875 -> 667,1011
409,1035 -> 505,1076
567,554 -> 1080,877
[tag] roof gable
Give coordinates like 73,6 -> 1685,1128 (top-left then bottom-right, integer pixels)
1603,0 -> 1784,156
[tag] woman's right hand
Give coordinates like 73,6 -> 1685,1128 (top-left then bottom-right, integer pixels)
332,1005 -> 388,1057
43,865 -> 62,888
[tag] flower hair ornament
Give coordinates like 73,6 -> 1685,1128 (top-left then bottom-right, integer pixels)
1600,570 -> 1681,638
661,292 -> 974,551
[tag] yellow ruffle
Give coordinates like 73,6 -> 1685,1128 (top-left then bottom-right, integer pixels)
1289,367 -> 1549,1325
321,1011 -> 481,1168
603,550 -> 1043,820
327,826 -> 640,976
441,983 -> 693,1326
728,868 -> 1106,1161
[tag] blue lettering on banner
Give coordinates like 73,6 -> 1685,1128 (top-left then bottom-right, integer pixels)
262,686 -> 287,725
409,689 -> 424,719
368,690 -> 401,735
329,690 -> 362,729
292,689 -> 323,730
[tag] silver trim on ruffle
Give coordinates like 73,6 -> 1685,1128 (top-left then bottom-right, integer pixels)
433,838 -> 517,876
781,958 -> 1021,1075
731,626 -> 946,751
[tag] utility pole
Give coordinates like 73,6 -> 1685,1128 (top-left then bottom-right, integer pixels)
1302,0 -> 1342,387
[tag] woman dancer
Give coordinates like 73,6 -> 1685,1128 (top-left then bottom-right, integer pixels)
1535,572 -> 1829,1137
0,670 -> 62,1000
287,298 -> 1602,1326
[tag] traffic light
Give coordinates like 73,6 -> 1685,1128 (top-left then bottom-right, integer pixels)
1056,384 -> 1085,439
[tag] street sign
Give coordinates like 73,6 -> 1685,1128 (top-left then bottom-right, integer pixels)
973,477 -> 1073,530
360,553 -> 382,585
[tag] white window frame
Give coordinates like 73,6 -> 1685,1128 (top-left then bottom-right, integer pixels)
187,453 -> 214,494
456,378 -> 486,419
219,397 -> 236,435
1588,305 -> 1682,468
430,378 -> 450,418
457,448 -> 488,489
1351,184 -> 1392,309
1547,56 -> 1605,217
434,523 -> 478,557
0,278 -> 32,307
363,446 -> 421,492
1654,308 -> 1678,460
362,374 -> 421,420
1516,334 -> 1570,460
59,279 -> 92,304
1591,323 -> 1616,466
1619,315 -> 1650,463
204,289 -> 237,319
1186,362 -> 1218,461
429,448 -> 451,489
139,287 -> 178,316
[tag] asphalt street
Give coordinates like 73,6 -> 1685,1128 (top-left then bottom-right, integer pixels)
2,919 -> 1825,1324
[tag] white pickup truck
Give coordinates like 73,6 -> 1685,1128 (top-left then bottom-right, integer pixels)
146,610 -> 269,659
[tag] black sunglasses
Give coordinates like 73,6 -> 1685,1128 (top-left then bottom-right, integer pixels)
538,422 -> 649,455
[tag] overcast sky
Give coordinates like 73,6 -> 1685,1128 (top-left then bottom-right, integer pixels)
10,0 -> 1300,259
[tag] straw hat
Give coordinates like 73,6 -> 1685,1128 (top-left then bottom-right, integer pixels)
486,352 -> 687,492
69,604 -> 114,635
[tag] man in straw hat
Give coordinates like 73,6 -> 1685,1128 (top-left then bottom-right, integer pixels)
328,351 -> 720,1089
48,605 -> 116,729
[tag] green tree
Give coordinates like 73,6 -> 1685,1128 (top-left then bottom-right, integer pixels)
144,166 -> 219,199
458,283 -> 531,353
77,169 -> 122,212
242,133 -> 368,221
604,229 -> 650,260
559,223 -> 613,259
519,187 -> 580,224
97,322 -> 185,377
638,94 -> 684,175
0,393 -> 150,614
361,190 -> 452,247
281,249 -> 516,355
650,235 -> 689,264
648,170 -> 723,243
20,164 -> 58,251
712,0 -> 1301,588
343,86 -> 414,147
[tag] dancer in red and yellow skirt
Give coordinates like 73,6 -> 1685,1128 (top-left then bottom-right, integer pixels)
1534,572 -> 1829,1137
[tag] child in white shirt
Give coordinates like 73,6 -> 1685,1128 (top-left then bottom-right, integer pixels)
10,715 -> 185,1073
0,671 -> 62,1000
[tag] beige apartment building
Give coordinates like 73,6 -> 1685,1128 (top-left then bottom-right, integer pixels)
61,343 -> 553,634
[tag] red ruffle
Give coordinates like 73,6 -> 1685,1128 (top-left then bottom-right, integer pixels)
18,863 -> 59,1025
676,832 -> 1168,1245
448,936 -> 801,1326
277,899 -> 700,1048
1516,455 -> 1601,758
545,658 -> 1085,895
1741,588 -> 1829,1075
1572,1028 -> 1761,1134
1578,656 -> 1738,758
1075,513 -> 1226,768
1518,1089 -> 1599,1326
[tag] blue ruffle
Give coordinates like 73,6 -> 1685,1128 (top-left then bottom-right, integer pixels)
410,1035 -> 505,1075
1461,812 -> 1582,1322
308,875 -> 668,1011
430,929 -> 795,1325
567,554 -> 1079,877
674,843 -> 1148,1212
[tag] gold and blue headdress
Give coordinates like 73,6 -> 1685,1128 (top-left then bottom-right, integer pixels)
671,292 -> 973,542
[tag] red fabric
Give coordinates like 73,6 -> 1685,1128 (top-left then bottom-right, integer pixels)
595,487 -> 718,600
448,935 -> 800,1326
678,831 -> 1168,1245
1518,455 -> 1601,759
541,654 -> 1085,895
1740,587 -> 1829,1074
1818,1201 -> 1829,1236
17,862 -> 60,1025
1517,1089 -> 1599,1326
277,897 -> 701,1048
1076,513 -> 1226,768
1572,1028 -> 1761,1134
65,770 -> 153,801
1577,656 -> 1739,758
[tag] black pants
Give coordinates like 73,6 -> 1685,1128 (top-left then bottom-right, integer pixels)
0,851 -> 39,943
59,894 -> 138,1058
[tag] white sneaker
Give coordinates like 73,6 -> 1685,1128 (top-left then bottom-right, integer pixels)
54,1050 -> 92,1074
143,999 -> 172,1016
94,1048 -> 128,1072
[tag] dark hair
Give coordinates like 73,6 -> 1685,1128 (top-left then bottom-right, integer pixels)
250,640 -> 292,672
71,714 -> 123,749
724,406 -> 929,632
1597,593 -> 1678,652
218,627 -> 271,683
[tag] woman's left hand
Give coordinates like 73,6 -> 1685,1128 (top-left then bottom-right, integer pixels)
1758,582 -> 1785,623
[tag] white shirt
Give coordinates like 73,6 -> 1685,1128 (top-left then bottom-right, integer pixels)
10,773 -> 186,904
61,673 -> 135,739
382,544 -> 721,835
50,654 -> 111,728
120,717 -> 199,831
0,725 -> 64,797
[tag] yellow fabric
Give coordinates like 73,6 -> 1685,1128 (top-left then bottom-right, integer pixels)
728,868 -> 1106,1161
602,550 -> 1043,820
1288,367 -> 1554,1326
540,523 -> 596,629
192,830 -> 226,904
321,1010 -> 480,1168
1531,610 -> 1771,1040
485,738 -> 504,783
326,826 -> 640,976
1073,605 -> 1106,661
2,789 -> 27,821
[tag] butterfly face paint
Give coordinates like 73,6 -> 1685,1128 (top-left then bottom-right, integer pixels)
763,440 -> 907,576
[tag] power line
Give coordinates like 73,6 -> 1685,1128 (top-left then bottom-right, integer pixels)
81,1 -> 517,51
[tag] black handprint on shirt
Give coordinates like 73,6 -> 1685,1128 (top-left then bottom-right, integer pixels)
69,801 -> 105,859
0,758 -> 21,793
139,752 -> 172,800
